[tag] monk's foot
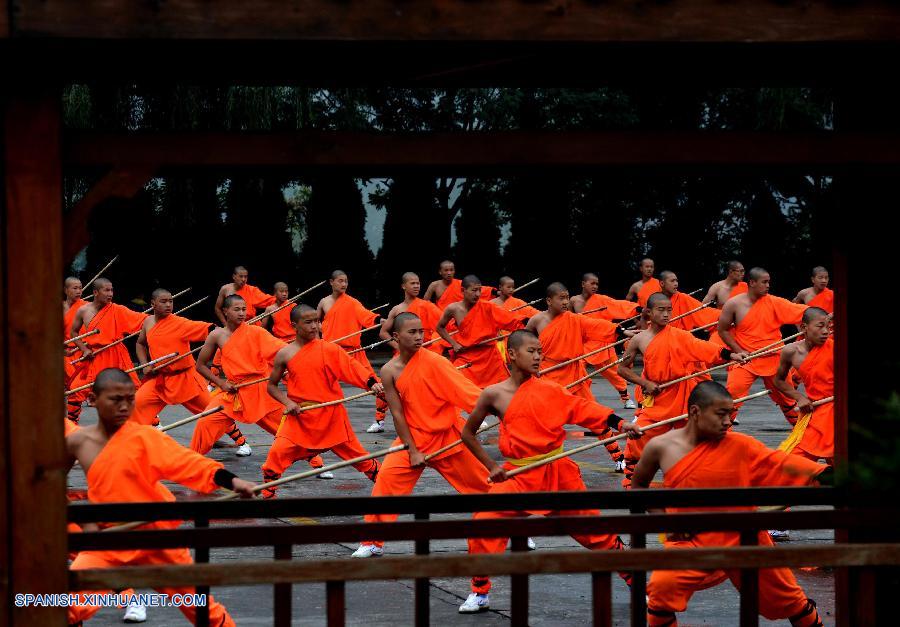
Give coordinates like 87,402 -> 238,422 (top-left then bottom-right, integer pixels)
506,537 -> 537,550
459,593 -> 490,613
366,420 -> 385,433
615,460 -> 626,473
235,443 -> 252,456
123,601 -> 147,623
623,398 -> 637,410
351,543 -> 384,558
317,471 -> 334,479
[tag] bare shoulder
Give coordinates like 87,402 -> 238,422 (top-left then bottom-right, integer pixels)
218,283 -> 233,295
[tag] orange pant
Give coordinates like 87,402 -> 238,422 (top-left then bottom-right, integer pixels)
261,435 -> 378,498
190,405 -> 282,454
362,445 -> 489,548
469,458 -> 625,594
68,547 -> 235,626
132,385 -> 210,426
726,367 -> 799,424
647,533 -> 819,626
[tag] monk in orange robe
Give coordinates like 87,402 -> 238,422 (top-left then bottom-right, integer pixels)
702,260 -> 748,310
262,281 -> 297,341
658,271 -> 720,332
262,305 -> 382,497
351,312 -> 490,558
626,258 -> 663,308
65,368 -> 255,626
132,288 -> 213,425
793,266 -> 834,313
380,272 -> 444,354
457,330 -> 640,611
190,294 -> 287,454
424,259 -> 495,311
619,292 -> 748,487
63,276 -> 87,386
490,276 -> 541,317
719,267 -> 808,423
214,265 -> 275,325
318,269 -> 389,433
571,272 -> 640,407
437,275 -> 526,388
775,307 -> 834,462
633,381 -> 827,627
526,282 -> 633,470
67,278 -> 147,423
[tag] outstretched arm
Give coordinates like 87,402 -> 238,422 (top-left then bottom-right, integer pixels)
461,391 -> 504,482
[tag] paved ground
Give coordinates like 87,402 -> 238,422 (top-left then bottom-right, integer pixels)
69,353 -> 835,626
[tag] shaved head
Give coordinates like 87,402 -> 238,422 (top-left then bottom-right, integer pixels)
93,277 -> 112,291
273,281 -> 288,291
461,274 -> 481,289
290,303 -> 316,323
150,288 -> 172,301
222,294 -> 245,309
659,270 -> 676,282
812,266 -> 828,277
747,267 -> 768,282
233,265 -> 247,275
802,306 -> 829,325
331,269 -> 348,280
582,273 -> 599,282
688,380 -> 732,410
393,311 -> 420,333
65,276 -> 81,287
546,282 -> 568,297
401,272 -> 419,283
506,329 -> 539,352
92,367 -> 135,395
498,276 -> 514,287
439,260 -> 454,269
726,260 -> 743,272
647,292 -> 670,309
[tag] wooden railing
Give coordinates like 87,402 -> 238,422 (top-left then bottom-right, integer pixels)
67,488 -> 896,627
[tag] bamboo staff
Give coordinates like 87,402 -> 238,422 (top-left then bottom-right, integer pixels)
159,405 -> 224,433
564,356 -> 626,389
70,295 -> 207,365
512,277 -> 540,293
653,345 -> 785,393
504,389 -> 772,479
330,322 -> 381,344
538,337 -> 629,377
246,280 -> 327,325
580,305 -> 609,315
148,346 -> 202,373
745,331 -> 804,357
369,302 -> 389,313
422,297 -> 542,348
64,352 -> 178,396
667,299 -> 715,324
64,329 -> 100,346
140,287 -> 193,313
423,420 -> 502,462
347,337 -> 390,355
82,255 -> 119,293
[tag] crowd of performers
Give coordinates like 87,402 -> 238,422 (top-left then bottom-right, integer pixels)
62,258 -> 834,625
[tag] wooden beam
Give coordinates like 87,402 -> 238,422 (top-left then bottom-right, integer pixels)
63,130 -> 900,173
63,166 -> 156,262
70,543 -> 900,590
2,87 -> 67,625
10,1 -> 900,42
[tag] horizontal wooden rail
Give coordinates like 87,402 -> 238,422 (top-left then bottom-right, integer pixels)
70,543 -> 900,591
68,487 -> 841,524
67,508 -> 872,553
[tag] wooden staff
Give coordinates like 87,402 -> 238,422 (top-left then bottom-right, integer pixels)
139,287 -> 192,314
347,338 -> 390,355
330,322 -> 381,344
654,345 -> 785,392
538,337 -> 629,377
746,330 -> 804,357
504,389 -> 772,478
148,346 -> 202,373
421,298 -> 541,348
64,329 -> 100,346
82,255 -> 119,292
690,320 -> 719,333
512,277 -> 540,293
580,305 -> 608,315
564,356 -> 626,389
159,405 -> 224,433
423,420 -> 501,462
64,352 -> 178,396
70,294 -> 207,365
246,280 -> 327,325
369,302 -> 390,313
668,299 -> 715,324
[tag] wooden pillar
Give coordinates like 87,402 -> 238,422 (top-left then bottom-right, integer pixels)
1,86 -> 67,626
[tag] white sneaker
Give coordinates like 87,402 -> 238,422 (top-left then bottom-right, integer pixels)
624,398 -> 637,409
506,538 -> 537,550
615,460 -> 627,473
154,422 -> 164,431
318,470 -> 334,479
366,420 -> 385,433
459,593 -> 490,613
768,529 -> 790,542
123,602 -> 147,623
235,443 -> 252,456
351,543 -> 384,558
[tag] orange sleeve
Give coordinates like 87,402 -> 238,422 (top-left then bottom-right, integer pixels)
558,385 -> 616,433
771,296 -> 808,326
333,345 -> 375,390
490,301 -> 527,331
427,357 -> 482,412
355,299 -> 379,327
115,305 -> 149,334
182,318 -> 212,342
680,331 -> 726,365
250,285 -> 276,310
745,435 -> 825,486
579,316 -> 618,345
257,328 -> 287,364
149,430 -> 224,492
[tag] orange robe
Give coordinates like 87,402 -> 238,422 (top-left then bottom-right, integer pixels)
190,324 -> 286,454
668,291 -> 719,332
235,283 -> 276,321
132,314 -> 212,425
636,278 -> 664,308
623,326 -> 724,486
435,279 -> 494,310
469,377 -> 624,594
322,293 -> 386,420
785,338 -> 834,460
452,300 -> 525,387
63,298 -> 86,384
538,311 -> 617,399
580,294 -> 637,393
68,422 -> 235,626
406,297 -> 444,353
362,348 -> 487,547
73,303 -> 147,386
261,339 -> 378,496
646,432 -> 825,626
269,302 -> 296,341
807,287 -> 834,313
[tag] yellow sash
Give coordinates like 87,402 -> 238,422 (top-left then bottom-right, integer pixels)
778,412 -> 812,453
504,445 -> 564,467
641,394 -> 655,408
